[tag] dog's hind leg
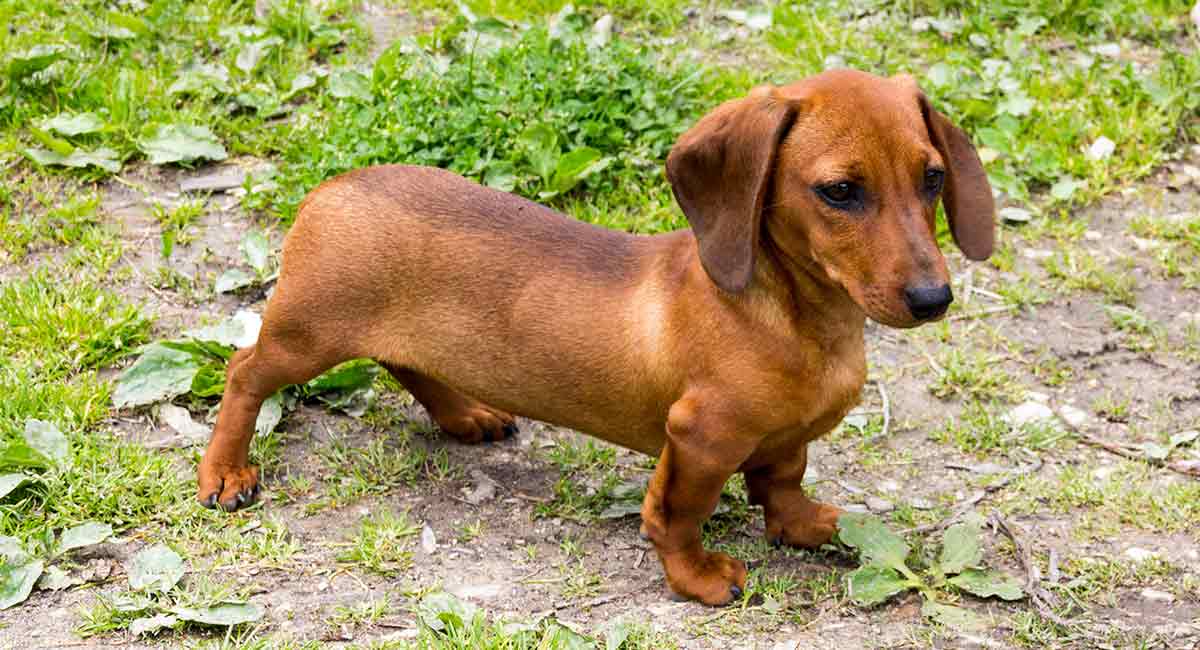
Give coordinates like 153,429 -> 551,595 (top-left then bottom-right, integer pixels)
198,332 -> 346,511
381,364 -> 517,443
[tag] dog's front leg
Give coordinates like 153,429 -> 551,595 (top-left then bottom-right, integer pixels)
640,398 -> 751,605
745,444 -> 842,548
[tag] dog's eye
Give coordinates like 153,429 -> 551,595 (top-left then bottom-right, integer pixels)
924,168 -> 945,195
815,181 -> 859,208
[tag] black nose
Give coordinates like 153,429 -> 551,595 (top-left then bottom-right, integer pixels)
904,284 -> 953,320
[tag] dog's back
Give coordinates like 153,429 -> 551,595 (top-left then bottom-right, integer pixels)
271,165 -> 678,448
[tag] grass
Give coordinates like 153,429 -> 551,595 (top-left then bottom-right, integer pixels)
2,0 -> 1199,646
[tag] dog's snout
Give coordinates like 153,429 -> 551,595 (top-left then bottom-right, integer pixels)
904,284 -> 953,320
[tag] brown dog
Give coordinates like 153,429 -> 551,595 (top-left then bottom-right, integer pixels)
198,69 -> 993,605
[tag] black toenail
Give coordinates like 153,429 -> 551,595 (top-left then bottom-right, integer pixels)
730,586 -> 742,599
770,536 -> 783,548
502,423 -> 518,437
237,492 -> 247,505
481,429 -> 494,442
204,494 -> 218,508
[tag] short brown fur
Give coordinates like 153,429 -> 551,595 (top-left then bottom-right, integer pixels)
198,69 -> 994,605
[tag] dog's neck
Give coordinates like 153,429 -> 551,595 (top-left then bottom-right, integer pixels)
750,235 -> 867,349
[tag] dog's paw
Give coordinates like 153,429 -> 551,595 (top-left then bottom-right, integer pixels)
661,549 -> 747,606
435,405 -> 518,444
767,502 -> 842,548
197,462 -> 261,512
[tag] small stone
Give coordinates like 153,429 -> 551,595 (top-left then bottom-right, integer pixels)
909,497 -> 936,510
999,207 -> 1032,223
843,503 -> 869,514
1092,465 -> 1116,481
877,479 -> 900,493
159,404 -> 211,439
1084,230 -> 1103,241
180,170 -> 247,193
1086,136 -> 1115,161
447,583 -> 504,600
1026,391 -> 1050,404
1008,401 -> 1055,427
1091,43 -> 1121,58
1022,248 -> 1053,260
1132,236 -> 1160,251
865,496 -> 894,514
1058,405 -> 1089,428
465,470 -> 497,506
1124,547 -> 1159,563
421,524 -> 437,554
1140,588 -> 1175,603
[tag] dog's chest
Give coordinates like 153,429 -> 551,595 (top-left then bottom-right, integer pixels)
772,346 -> 867,442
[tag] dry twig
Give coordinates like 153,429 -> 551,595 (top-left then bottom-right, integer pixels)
989,514 -> 1074,629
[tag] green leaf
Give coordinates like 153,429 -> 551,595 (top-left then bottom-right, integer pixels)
0,443 -> 48,471
37,564 -> 79,591
539,620 -> 596,649
328,69 -> 373,102
254,392 -> 284,436
184,310 -> 261,350
130,613 -> 178,636
921,599 -> 986,631
29,126 -> 74,155
1050,177 -> 1085,202
0,537 -> 26,562
240,231 -> 271,276
138,125 -> 228,165
38,112 -> 104,136
167,64 -> 231,96
105,11 -> 152,38
417,591 -> 477,632
190,364 -> 226,398
845,565 -> 911,606
483,161 -> 517,192
58,522 -> 112,554
837,512 -> 910,572
127,544 -> 185,593
938,516 -> 984,575
23,419 -> 69,468
214,268 -> 255,293
0,474 -> 30,501
24,147 -> 121,173
7,45 -> 66,79
0,559 -> 43,610
112,343 -> 203,408
235,37 -> 281,73
546,147 -> 607,196
305,360 -> 379,395
520,124 -> 559,182
172,602 -> 262,626
603,618 -> 634,650
948,568 -> 1024,601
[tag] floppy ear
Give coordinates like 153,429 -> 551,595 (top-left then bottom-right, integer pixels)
666,88 -> 797,293
919,94 -> 995,261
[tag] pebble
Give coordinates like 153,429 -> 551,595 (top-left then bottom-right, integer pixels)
421,524 -> 437,554
1124,547 -> 1159,562
1140,588 -> 1175,603
1058,405 -> 1089,428
447,583 -> 504,600
865,496 -> 894,514
1008,401 -> 1056,427
179,170 -> 247,193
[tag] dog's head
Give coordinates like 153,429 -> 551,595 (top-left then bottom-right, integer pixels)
666,69 -> 994,328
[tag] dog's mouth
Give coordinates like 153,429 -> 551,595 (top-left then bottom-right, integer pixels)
857,287 -> 950,329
